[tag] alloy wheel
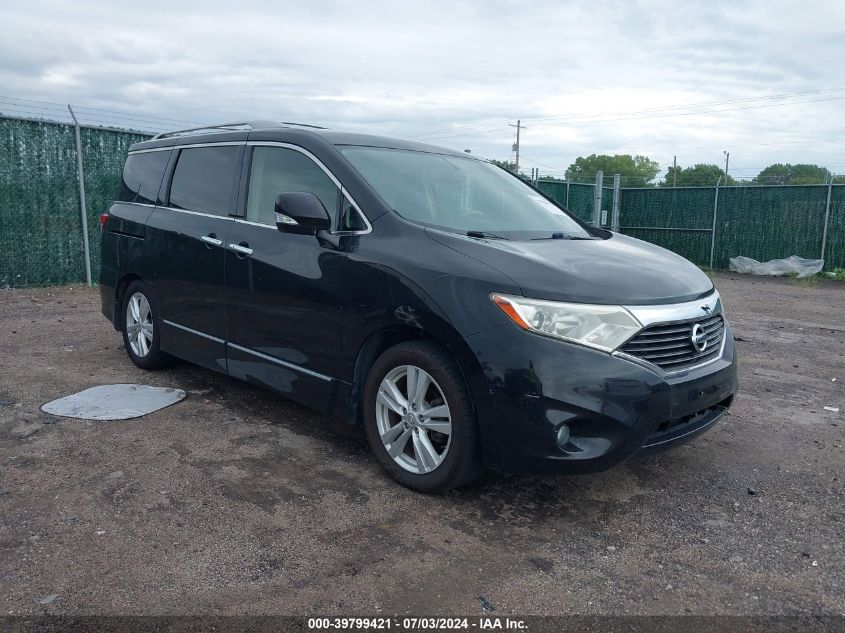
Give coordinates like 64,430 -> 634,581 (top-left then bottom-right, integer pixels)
375,365 -> 452,474
126,292 -> 154,358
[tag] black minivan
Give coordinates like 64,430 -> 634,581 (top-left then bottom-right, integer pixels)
100,121 -> 737,492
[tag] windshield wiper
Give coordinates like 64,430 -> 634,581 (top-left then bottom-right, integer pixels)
532,232 -> 595,240
466,230 -> 508,240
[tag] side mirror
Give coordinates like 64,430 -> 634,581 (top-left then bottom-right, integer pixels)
275,192 -> 332,235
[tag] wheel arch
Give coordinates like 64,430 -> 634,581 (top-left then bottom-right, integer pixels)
112,273 -> 145,330
345,321 -> 482,428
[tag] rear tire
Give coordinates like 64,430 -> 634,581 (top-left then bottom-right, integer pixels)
120,280 -> 174,370
363,340 -> 481,493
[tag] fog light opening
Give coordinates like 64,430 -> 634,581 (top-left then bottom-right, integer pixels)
556,424 -> 571,449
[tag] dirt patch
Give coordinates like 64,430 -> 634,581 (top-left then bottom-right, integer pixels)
0,274 -> 842,615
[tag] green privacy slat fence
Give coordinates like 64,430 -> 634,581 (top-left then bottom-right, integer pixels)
536,180 -> 568,212
0,118 -> 149,287
537,180 -> 845,270
1,115 -> 843,288
714,185 -> 830,269
536,181 -> 607,223
617,187 -> 719,268
1,119 -> 80,287
79,126 -> 151,279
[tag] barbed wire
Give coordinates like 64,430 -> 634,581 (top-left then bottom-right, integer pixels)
0,96 -> 206,134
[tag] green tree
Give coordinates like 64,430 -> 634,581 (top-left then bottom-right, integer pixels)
754,163 -> 831,185
565,154 -> 660,187
533,173 -> 566,182
489,159 -> 516,172
660,164 -> 736,187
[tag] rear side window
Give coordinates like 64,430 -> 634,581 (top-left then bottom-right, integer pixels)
169,146 -> 240,216
117,151 -> 170,205
246,146 -> 338,226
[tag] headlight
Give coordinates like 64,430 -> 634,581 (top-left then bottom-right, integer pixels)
491,293 -> 642,352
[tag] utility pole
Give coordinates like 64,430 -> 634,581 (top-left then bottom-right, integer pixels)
723,151 -> 730,182
821,173 -> 833,261
67,104 -> 92,287
593,171 -> 604,226
508,119 -> 525,175
672,155 -> 677,187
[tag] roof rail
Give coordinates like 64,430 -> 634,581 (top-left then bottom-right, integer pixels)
151,120 -> 327,140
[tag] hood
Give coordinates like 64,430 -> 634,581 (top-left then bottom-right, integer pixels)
425,230 -> 714,305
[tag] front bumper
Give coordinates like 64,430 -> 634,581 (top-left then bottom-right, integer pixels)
454,319 -> 738,474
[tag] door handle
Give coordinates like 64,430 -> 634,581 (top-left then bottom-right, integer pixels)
201,234 -> 223,247
229,242 -> 253,256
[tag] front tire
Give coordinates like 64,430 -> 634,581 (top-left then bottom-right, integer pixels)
363,340 -> 481,493
121,280 -> 173,370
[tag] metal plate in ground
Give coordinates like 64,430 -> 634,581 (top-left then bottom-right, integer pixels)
41,384 -> 186,420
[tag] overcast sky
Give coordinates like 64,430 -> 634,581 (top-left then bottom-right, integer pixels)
1,0 -> 843,180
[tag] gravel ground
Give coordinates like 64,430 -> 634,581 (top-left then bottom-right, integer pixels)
0,273 -> 842,616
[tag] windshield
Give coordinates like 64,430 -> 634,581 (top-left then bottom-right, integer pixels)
339,146 -> 592,239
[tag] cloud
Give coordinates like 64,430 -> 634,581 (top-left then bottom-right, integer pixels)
1,0 -> 843,178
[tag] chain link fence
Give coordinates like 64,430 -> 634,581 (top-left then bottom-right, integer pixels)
1,113 -> 842,288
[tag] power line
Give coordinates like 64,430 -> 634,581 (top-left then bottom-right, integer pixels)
406,87 -> 845,140
519,154 -> 561,171
416,95 -> 845,143
524,87 -> 845,125
530,95 -> 845,129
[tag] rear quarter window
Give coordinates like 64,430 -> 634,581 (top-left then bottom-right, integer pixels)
168,146 -> 240,216
116,151 -> 171,205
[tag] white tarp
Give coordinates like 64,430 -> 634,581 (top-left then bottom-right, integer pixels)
729,255 -> 824,279
41,384 -> 186,420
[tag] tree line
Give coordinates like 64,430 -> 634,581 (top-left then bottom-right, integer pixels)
491,156 -> 843,187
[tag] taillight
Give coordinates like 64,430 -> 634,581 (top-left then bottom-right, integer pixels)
99,212 -> 109,233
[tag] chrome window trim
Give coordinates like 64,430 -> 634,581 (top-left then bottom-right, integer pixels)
156,205 -> 235,221
162,319 -> 225,344
246,141 -> 372,235
234,218 -> 275,230
113,201 -> 156,208
227,342 -> 332,382
129,140 -> 372,235
129,142 -> 243,154
336,185 -> 371,235
623,291 -> 721,328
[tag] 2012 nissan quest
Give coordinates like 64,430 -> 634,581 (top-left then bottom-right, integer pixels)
100,121 -> 738,492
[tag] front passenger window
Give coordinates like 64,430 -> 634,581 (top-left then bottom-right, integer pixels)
247,147 -> 339,226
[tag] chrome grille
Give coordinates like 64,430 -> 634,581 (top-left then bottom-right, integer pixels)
620,314 -> 724,372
